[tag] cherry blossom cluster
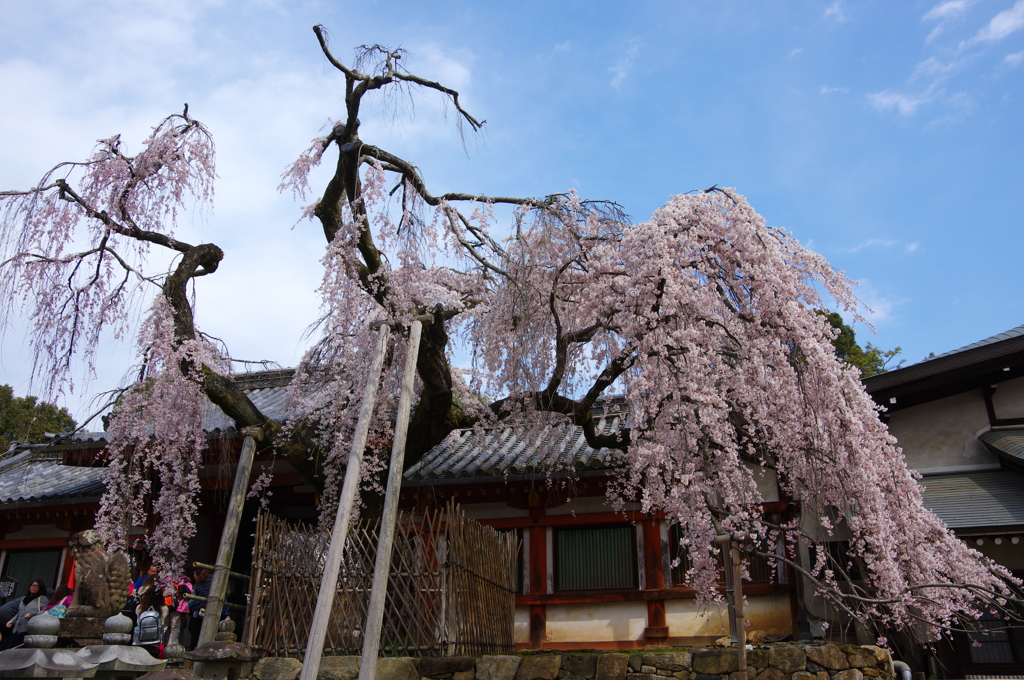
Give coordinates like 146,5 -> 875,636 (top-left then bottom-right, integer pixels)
95,295 -> 228,576
0,113 -> 214,396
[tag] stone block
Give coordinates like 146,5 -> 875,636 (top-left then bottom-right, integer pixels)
815,673 -> 829,680
693,675 -> 722,680
559,672 -> 583,680
754,670 -> 786,680
839,647 -> 873,670
625,674 -> 652,680
595,655 -> 629,680
641,668 -> 656,675
729,670 -> 755,680
477,657 -> 523,680
517,656 -> 562,680
832,671 -> 863,680
861,670 -> 881,678
415,658 -> 475,677
746,650 -> 769,669
562,656 -> 596,680
692,650 -> 738,675
642,655 -> 692,672
454,670 -> 475,680
376,659 -> 420,680
858,647 -> 891,671
767,648 -> 804,674
803,646 -> 847,671
792,673 -> 814,680
138,671 -> 203,680
628,657 -> 643,673
254,657 -> 303,680
319,657 -> 361,680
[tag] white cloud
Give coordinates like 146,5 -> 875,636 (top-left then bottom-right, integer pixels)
820,85 -> 848,94
1004,50 -> 1024,65
906,242 -> 920,253
788,48 -> 803,58
962,0 -> 1024,46
926,25 -> 946,42
912,56 -> 962,79
842,238 -> 899,253
923,0 -> 974,21
609,40 -> 641,89
824,1 -> 848,23
867,90 -> 931,115
555,41 -> 572,52
411,43 -> 473,90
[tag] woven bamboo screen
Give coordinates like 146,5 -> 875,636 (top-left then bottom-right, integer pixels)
243,501 -> 517,658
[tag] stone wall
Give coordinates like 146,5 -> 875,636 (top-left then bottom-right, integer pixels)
252,644 -> 894,680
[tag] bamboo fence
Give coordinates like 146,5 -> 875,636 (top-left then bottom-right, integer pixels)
243,501 -> 517,658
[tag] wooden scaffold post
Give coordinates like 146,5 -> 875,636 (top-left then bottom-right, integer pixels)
357,318 -> 424,680
299,323 -> 392,680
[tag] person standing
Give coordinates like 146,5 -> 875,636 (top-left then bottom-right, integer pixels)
1,580 -> 49,650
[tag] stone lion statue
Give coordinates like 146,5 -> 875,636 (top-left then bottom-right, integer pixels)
66,529 -> 131,618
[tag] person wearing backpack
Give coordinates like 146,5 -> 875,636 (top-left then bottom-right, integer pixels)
133,606 -> 164,657
134,569 -> 168,658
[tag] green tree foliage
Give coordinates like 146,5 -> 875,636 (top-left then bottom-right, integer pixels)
822,312 -> 904,378
0,385 -> 76,452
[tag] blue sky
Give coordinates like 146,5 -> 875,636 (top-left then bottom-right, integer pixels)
1,0 -> 1023,423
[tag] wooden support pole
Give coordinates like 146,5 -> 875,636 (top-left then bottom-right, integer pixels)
183,593 -> 247,612
195,431 -> 258,652
300,324 -> 392,680
731,541 -> 748,680
191,562 -> 250,582
358,319 -> 423,680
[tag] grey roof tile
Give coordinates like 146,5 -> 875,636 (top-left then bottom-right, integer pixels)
405,411 -> 629,480
979,428 -> 1024,463
919,470 -> 1024,529
0,454 -> 109,504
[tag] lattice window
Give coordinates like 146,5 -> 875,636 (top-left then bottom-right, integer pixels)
554,525 -> 637,591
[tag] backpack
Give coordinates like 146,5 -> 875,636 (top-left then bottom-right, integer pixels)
134,607 -> 163,645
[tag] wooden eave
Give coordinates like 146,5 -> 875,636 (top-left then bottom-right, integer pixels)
862,334 -> 1024,412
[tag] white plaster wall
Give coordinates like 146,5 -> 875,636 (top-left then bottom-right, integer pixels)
2,524 -> 69,540
547,496 -> 641,516
458,502 -> 529,520
885,390 -> 996,471
991,376 -> 1024,420
544,601 -> 647,643
514,606 -> 530,644
665,594 -> 792,638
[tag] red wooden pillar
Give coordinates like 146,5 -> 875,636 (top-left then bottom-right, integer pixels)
529,514 -> 547,648
643,519 -> 668,643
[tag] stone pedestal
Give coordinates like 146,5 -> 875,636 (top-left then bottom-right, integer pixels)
183,642 -> 258,680
76,645 -> 167,680
60,617 -> 106,646
0,648 -> 98,678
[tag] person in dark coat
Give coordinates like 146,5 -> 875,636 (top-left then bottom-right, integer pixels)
1,580 -> 49,650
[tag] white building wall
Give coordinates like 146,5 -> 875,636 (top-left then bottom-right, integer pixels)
544,601 -> 647,643
885,389 -> 997,472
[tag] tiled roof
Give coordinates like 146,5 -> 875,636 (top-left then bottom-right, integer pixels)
930,324 -> 1024,361
0,448 -> 109,505
405,409 -> 629,480
68,369 -> 299,443
919,470 -> 1024,529
863,321 -> 1024,394
979,428 -> 1024,464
